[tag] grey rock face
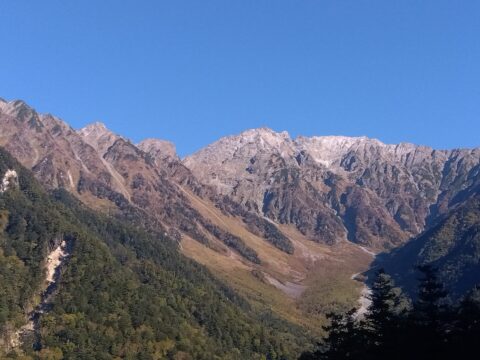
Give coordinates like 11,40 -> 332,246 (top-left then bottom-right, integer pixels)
0,99 -> 266,263
2,97 -> 480,252
137,138 -> 179,162
184,128 -> 480,249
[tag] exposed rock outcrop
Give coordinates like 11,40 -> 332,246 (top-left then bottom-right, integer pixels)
184,128 -> 480,249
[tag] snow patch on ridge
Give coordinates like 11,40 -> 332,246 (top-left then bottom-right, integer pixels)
294,135 -> 382,168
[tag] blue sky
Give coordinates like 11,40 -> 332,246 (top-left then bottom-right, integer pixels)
0,1 -> 479,156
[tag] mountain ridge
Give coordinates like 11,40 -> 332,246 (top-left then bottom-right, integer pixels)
0,98 -> 379,334
3,97 -> 480,250
185,125 -> 480,249
2,97 -> 480,348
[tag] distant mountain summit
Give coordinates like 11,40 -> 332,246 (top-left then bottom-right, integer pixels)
185,127 -> 480,248
2,97 -> 480,337
2,98 -> 480,251
78,122 -> 123,155
137,138 -> 179,161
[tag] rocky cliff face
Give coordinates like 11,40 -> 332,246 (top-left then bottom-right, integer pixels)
138,138 -> 179,162
3,97 -> 480,331
184,128 -> 480,249
0,99 -> 126,195
0,99 -> 273,265
3,98 -> 480,252
376,195 -> 480,298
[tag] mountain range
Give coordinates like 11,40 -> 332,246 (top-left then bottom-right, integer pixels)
1,97 -> 480,358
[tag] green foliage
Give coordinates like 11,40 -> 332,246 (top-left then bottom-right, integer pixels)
216,196 -> 294,254
300,267 -> 480,360
0,148 -> 308,359
378,197 -> 480,298
243,213 -> 294,255
0,150 -> 66,337
201,221 -> 261,264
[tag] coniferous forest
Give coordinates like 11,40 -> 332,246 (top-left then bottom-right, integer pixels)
3,142 -> 480,359
299,267 -> 480,360
3,2 -> 480,359
0,148 -> 308,359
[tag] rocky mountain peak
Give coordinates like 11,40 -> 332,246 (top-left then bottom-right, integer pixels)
78,122 -> 122,155
235,127 -> 292,151
78,122 -> 109,138
185,128 -> 294,167
0,99 -> 37,123
137,138 -> 178,161
240,127 -> 291,140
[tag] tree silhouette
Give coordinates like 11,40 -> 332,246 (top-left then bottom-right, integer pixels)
363,269 -> 409,359
409,265 -> 449,358
297,266 -> 480,360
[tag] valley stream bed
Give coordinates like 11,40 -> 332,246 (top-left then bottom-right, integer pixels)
11,240 -> 70,350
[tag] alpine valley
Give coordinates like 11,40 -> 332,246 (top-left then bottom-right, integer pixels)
1,97 -> 480,359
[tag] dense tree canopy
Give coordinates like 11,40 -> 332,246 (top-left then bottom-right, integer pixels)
300,267 -> 480,360
0,148 -> 309,359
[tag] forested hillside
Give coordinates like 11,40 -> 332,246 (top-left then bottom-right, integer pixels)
0,147 -> 308,359
0,98 -> 374,342
299,268 -> 480,360
375,197 -> 480,299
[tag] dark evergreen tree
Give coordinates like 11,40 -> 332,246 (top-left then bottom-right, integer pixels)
363,269 -> 409,359
455,285 -> 480,359
414,265 -> 448,323
298,266 -> 480,360
300,309 -> 364,360
409,265 -> 449,358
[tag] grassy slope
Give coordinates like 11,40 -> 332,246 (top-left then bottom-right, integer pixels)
0,148 -> 308,359
180,188 -> 373,335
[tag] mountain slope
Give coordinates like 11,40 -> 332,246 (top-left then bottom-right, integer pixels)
375,196 -> 480,299
0,147 -> 309,359
0,99 -> 375,332
0,98 -> 264,265
3,97 -> 480,351
184,128 -> 480,249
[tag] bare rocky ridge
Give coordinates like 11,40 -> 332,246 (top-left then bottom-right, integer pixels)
184,128 -> 480,249
78,122 -> 123,155
2,97 -> 480,328
2,97 -> 480,254
0,99 -> 268,265
138,138 -> 179,162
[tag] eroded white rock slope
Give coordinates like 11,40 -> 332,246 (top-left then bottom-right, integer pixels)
0,169 -> 18,193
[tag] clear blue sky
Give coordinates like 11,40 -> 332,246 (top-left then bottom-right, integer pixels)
0,1 -> 479,156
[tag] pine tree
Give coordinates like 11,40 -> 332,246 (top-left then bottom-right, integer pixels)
414,265 -> 447,322
297,266 -> 480,360
409,265 -> 449,359
322,309 -> 366,360
455,285 -> 480,358
362,269 -> 409,359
